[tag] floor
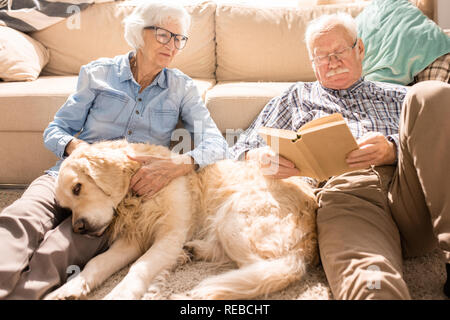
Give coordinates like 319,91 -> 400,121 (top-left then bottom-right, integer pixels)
0,187 -> 448,300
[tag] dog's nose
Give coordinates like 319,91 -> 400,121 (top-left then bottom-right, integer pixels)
73,218 -> 88,234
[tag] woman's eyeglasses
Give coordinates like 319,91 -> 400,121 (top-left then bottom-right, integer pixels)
144,26 -> 188,50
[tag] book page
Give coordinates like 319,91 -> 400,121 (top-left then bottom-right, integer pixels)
258,127 -> 318,178
258,127 -> 298,141
300,121 -> 358,180
297,113 -> 344,133
298,120 -> 347,136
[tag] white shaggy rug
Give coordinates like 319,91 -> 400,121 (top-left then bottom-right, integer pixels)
0,188 -> 447,300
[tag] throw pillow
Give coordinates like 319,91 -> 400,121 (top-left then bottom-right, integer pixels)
0,26 -> 50,81
413,53 -> 450,84
356,0 -> 450,85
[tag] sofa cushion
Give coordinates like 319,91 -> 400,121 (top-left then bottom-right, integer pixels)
30,0 -> 216,79
0,76 -> 77,132
316,0 -> 369,4
215,2 -> 367,82
205,81 -> 294,135
0,132 -> 58,184
0,76 -> 215,132
0,26 -> 49,81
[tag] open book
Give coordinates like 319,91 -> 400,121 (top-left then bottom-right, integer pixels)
258,113 -> 358,181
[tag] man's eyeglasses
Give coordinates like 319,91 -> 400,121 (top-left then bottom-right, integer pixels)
312,39 -> 358,66
144,26 -> 188,50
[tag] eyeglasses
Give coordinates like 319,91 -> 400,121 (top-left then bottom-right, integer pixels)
312,39 -> 358,66
144,26 -> 188,50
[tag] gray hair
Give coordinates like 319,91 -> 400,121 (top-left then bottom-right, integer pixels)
304,13 -> 358,57
123,0 -> 191,51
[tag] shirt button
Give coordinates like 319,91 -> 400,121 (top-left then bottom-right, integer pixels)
128,130 -> 132,135
135,110 -> 139,115
138,98 -> 142,102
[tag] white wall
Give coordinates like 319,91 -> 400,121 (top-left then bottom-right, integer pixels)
436,0 -> 450,29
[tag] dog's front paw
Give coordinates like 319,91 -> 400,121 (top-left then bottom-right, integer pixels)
184,240 -> 213,261
169,293 -> 193,300
44,276 -> 90,300
103,287 -> 141,300
102,280 -> 145,300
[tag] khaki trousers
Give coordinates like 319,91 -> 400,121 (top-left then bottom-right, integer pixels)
316,80 -> 450,299
0,174 -> 109,299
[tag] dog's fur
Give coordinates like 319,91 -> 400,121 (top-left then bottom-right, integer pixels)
45,140 -> 318,300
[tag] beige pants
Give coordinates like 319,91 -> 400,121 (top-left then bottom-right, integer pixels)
0,174 -> 109,299
316,81 -> 450,299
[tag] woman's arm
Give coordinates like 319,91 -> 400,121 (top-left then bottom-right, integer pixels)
179,79 -> 229,168
43,65 -> 95,159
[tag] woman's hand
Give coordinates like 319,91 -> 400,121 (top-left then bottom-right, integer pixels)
65,138 -> 88,156
128,153 -> 196,199
346,132 -> 397,169
246,146 -> 300,179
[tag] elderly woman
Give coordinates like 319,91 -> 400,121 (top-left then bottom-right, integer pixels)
0,1 -> 227,299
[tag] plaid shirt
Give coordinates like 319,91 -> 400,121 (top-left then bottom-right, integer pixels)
229,78 -> 408,161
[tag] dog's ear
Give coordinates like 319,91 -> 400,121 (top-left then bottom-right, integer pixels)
73,158 -> 112,197
76,151 -> 131,199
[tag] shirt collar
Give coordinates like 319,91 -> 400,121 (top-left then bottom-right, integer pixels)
118,51 -> 168,89
156,68 -> 168,89
320,77 -> 365,97
118,51 -> 134,83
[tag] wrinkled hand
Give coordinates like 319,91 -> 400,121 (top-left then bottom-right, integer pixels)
346,132 -> 397,169
246,146 -> 300,179
65,138 -> 88,156
128,154 -> 195,199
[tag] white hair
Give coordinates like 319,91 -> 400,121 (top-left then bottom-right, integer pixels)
123,0 -> 191,51
304,13 -> 358,57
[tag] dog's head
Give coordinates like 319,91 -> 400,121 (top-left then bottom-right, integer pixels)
56,142 -> 139,237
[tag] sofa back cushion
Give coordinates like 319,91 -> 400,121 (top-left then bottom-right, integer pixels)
215,2 -> 367,82
30,0 -> 216,79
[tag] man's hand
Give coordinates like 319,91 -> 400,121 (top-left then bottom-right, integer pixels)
346,132 -> 397,169
246,146 -> 300,179
128,154 -> 195,199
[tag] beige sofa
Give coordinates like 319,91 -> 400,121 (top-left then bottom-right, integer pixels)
0,0 -> 437,185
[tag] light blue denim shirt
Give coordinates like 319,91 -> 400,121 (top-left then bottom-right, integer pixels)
44,52 -> 228,175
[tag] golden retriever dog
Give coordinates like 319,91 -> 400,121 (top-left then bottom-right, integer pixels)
44,140 -> 318,300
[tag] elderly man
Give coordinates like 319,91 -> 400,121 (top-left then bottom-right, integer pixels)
230,13 -> 450,299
